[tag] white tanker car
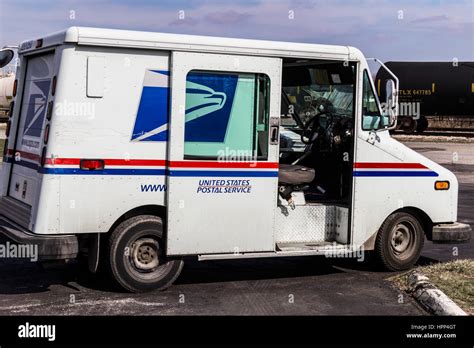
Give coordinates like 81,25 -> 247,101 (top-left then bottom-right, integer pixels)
0,73 -> 14,121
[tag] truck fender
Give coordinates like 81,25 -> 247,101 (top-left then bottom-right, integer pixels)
88,233 -> 100,273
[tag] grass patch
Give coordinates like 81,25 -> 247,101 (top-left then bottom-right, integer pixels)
390,259 -> 474,314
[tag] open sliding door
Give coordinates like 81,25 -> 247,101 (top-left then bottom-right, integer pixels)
166,51 -> 282,255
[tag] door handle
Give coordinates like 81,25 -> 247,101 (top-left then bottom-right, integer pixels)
270,126 -> 279,145
22,180 -> 27,199
269,116 -> 280,145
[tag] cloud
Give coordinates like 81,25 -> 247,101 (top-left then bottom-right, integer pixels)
169,17 -> 200,27
0,0 -> 472,62
410,14 -> 449,24
204,10 -> 252,25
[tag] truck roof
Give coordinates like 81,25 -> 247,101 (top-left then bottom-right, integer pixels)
18,26 -> 364,62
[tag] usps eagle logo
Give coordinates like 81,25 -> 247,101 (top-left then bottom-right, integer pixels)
184,81 -> 227,122
131,70 -> 228,142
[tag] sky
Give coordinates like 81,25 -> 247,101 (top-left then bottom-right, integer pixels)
0,0 -> 473,62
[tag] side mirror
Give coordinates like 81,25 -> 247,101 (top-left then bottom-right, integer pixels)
368,58 -> 399,131
385,79 -> 398,128
0,49 -> 14,69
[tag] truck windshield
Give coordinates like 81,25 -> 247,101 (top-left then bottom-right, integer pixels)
281,61 -> 356,129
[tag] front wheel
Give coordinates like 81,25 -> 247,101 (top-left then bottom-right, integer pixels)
375,212 -> 424,271
107,215 -> 183,292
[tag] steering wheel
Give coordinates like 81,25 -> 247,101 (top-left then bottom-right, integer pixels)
301,111 -> 329,144
298,105 -> 319,126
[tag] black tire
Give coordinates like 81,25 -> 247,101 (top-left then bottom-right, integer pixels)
375,212 -> 424,271
107,215 -> 183,292
416,116 -> 429,133
401,117 -> 418,134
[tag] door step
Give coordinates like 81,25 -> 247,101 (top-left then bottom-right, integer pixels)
198,242 -> 349,261
276,241 -> 338,252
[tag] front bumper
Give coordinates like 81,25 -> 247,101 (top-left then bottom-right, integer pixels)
432,222 -> 472,243
0,216 -> 78,260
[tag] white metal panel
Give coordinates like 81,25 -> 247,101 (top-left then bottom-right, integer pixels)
352,132 -> 458,247
351,61 -> 459,248
86,56 -> 105,97
166,51 -> 282,255
34,175 -> 60,233
18,27 -> 79,54
275,204 -> 335,244
73,27 -> 351,60
33,46 -> 171,234
22,27 -> 355,62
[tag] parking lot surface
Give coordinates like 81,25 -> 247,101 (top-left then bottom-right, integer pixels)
0,141 -> 471,315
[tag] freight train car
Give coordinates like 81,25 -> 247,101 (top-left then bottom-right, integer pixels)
376,62 -> 474,133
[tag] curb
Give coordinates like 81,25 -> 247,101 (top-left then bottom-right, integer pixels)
408,272 -> 467,316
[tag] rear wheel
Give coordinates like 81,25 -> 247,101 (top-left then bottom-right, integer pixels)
107,215 -> 183,292
416,116 -> 428,133
400,117 -> 418,134
375,212 -> 424,271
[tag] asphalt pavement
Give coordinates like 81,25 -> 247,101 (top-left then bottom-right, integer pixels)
0,141 -> 471,315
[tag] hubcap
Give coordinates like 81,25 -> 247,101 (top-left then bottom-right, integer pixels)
131,238 -> 160,271
390,222 -> 414,256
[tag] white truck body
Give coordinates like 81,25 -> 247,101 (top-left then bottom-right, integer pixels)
0,28 -> 469,288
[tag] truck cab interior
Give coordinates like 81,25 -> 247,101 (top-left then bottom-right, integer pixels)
278,59 -> 356,209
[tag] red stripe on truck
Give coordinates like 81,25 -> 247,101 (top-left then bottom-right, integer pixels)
43,158 -> 278,169
45,158 -> 167,166
354,162 -> 427,169
168,161 -> 279,169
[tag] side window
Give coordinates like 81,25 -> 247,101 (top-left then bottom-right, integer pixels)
362,70 -> 384,130
184,70 -> 270,161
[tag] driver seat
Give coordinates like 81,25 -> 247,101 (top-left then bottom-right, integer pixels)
278,164 -> 315,186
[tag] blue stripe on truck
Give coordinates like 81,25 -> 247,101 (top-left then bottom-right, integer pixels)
40,167 -> 278,177
169,170 -> 278,177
